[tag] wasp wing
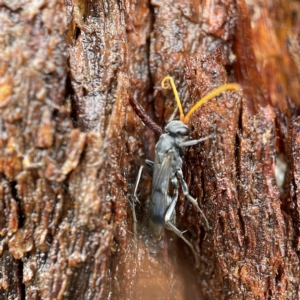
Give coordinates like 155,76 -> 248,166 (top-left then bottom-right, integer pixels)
149,151 -> 173,239
152,151 -> 173,193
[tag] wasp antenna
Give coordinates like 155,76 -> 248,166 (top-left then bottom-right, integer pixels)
162,76 -> 185,122
184,83 -> 241,123
167,106 -> 178,123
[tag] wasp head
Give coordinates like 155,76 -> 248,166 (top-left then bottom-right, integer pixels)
165,120 -> 190,137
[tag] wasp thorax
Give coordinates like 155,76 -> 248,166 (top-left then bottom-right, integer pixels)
165,120 -> 190,137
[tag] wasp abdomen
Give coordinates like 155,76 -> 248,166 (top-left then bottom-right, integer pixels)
149,190 -> 165,239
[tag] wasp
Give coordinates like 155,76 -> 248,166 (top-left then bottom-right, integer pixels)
130,76 -> 240,264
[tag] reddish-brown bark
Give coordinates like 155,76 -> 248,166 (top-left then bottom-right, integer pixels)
0,0 -> 300,299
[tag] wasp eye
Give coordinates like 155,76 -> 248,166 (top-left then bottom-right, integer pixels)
176,127 -> 190,136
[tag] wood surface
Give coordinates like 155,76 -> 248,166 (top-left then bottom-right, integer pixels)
0,0 -> 299,299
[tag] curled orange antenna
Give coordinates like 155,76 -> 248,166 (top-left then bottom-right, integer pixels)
162,76 -> 241,123
162,76 -> 185,122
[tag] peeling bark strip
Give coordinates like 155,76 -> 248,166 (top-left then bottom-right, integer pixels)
238,105 -> 285,298
183,54 -> 287,299
1,0 -> 300,299
184,53 -> 243,299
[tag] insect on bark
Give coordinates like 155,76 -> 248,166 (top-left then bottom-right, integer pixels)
130,76 -> 241,265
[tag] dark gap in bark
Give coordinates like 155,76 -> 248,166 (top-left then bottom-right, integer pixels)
65,68 -> 78,129
234,130 -> 240,178
10,181 -> 25,229
198,226 -> 205,250
237,208 -> 245,237
218,216 -> 224,233
265,288 -> 272,299
17,257 -> 25,300
275,264 -> 284,284
75,26 -> 81,41
104,80 -> 116,132
235,102 -> 242,217
244,235 -> 250,250
82,87 -> 88,97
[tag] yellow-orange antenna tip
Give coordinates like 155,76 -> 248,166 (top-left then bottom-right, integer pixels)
162,76 -> 184,118
184,83 -> 241,123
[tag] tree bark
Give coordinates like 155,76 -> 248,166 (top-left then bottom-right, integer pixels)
0,0 -> 300,299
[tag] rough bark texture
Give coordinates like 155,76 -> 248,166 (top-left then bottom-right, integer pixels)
0,0 -> 300,299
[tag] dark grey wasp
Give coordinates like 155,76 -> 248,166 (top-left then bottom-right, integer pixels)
130,76 -> 240,264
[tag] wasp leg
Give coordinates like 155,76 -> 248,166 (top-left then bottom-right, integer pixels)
165,205 -> 199,267
164,177 -> 199,266
176,169 -> 211,230
145,159 -> 154,174
166,176 -> 179,220
179,134 -> 214,147
131,161 -> 154,241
